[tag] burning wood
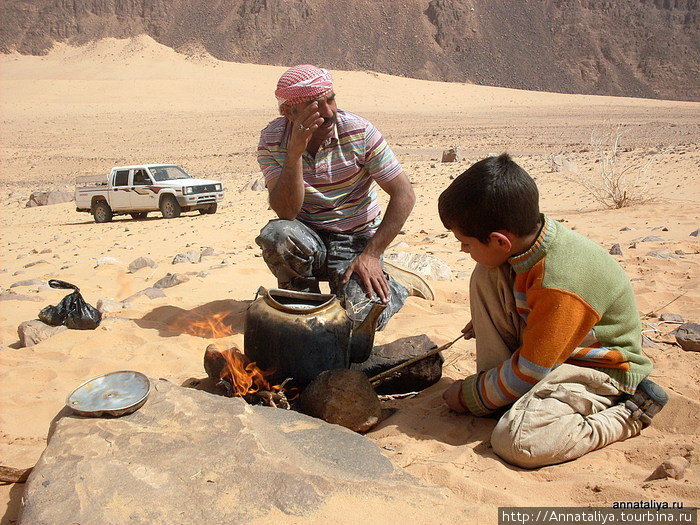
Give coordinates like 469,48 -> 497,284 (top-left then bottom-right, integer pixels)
203,344 -> 294,409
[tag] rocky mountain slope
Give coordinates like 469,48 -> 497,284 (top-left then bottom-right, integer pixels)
1,0 -> 698,100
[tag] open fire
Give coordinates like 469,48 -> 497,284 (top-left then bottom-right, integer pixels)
178,309 -> 294,409
204,344 -> 294,409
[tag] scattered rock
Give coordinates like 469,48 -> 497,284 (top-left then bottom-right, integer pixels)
385,252 -> 452,281
96,298 -> 128,314
23,260 -> 49,268
441,147 -> 460,163
659,456 -> 690,480
40,248 -> 52,254
128,257 -> 157,273
609,243 -> 623,256
689,229 -> 699,237
645,250 -> 678,260
9,279 -> 44,288
199,247 -> 217,260
25,190 -> 74,207
620,226 -> 635,231
153,273 -> 190,289
172,251 -> 199,264
629,243 -> 637,249
0,293 -> 43,302
239,177 -> 266,192
673,323 -> 700,352
21,380 -> 459,523
299,369 -> 382,432
95,256 -> 123,267
17,320 -> 67,347
641,333 -> 662,349
550,154 -> 579,174
352,334 -> 443,394
641,236 -> 664,242
675,249 -> 686,256
660,313 -> 684,323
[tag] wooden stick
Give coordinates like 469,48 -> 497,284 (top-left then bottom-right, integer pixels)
369,334 -> 464,387
0,465 -> 33,483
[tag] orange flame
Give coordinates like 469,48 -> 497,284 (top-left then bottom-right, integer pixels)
171,310 -> 235,338
219,348 -> 278,397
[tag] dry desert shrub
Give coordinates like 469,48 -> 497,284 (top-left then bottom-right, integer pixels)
569,123 -> 661,209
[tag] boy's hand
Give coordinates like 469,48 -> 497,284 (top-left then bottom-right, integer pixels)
443,380 -> 469,413
462,320 -> 475,340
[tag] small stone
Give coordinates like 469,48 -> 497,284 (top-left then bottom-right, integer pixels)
128,257 -> 157,273
172,251 -> 199,264
620,226 -> 634,231
199,247 -> 217,260
23,260 -> 49,268
10,279 -> 44,288
196,271 -> 209,279
629,243 -> 637,249
95,256 -> 123,267
609,243 -> 623,256
661,456 -> 689,480
40,248 -> 52,254
18,320 -> 67,347
153,273 -> 190,289
674,323 -> 700,352
441,147 -> 460,163
645,250 -> 678,259
689,229 -> 699,237
675,250 -> 686,256
96,298 -> 127,314
641,236 -> 664,242
299,369 -> 381,432
660,313 -> 684,323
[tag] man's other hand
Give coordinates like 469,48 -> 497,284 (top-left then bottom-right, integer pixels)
341,253 -> 390,303
442,380 -> 469,413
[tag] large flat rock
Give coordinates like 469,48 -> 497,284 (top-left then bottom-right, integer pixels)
20,379 -> 466,524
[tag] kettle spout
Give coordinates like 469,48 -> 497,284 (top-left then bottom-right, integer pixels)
348,301 -> 387,363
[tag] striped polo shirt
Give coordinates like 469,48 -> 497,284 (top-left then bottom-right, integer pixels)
257,110 -> 403,234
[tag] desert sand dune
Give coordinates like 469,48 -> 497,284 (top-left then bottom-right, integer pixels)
0,36 -> 698,523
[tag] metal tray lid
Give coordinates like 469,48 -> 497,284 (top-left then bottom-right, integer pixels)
66,370 -> 151,417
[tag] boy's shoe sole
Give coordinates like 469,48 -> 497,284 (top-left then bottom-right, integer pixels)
625,378 -> 669,426
383,260 -> 435,301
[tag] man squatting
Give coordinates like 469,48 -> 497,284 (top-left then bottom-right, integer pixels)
256,64 -> 432,329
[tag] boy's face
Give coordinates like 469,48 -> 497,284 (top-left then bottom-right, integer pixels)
451,229 -> 511,269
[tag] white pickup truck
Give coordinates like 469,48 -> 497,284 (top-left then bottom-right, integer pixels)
75,164 -> 225,222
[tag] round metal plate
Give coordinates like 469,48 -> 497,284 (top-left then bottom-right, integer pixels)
66,370 -> 151,417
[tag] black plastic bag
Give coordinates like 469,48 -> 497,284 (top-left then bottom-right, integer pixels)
39,279 -> 102,330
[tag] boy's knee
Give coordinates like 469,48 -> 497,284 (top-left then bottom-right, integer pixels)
490,412 -> 555,469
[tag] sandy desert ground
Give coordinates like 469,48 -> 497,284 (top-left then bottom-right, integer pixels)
0,36 -> 699,523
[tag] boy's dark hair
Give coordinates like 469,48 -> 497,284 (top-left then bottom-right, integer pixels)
438,153 -> 540,243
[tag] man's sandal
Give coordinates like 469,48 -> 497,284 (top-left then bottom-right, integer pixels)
625,378 -> 669,426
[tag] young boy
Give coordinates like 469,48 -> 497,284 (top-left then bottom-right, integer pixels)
438,153 -> 668,468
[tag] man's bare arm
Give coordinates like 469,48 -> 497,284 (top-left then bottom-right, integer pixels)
342,171 -> 416,302
268,102 -> 323,219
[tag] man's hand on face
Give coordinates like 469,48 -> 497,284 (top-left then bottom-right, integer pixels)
288,102 -> 324,156
341,252 -> 391,304
442,380 -> 469,413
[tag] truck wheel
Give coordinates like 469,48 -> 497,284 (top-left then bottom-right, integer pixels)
198,203 -> 217,215
93,201 -> 113,223
130,212 -> 148,219
160,195 -> 181,219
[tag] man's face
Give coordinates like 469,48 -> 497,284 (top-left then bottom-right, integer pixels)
290,92 -> 337,138
451,229 -> 510,269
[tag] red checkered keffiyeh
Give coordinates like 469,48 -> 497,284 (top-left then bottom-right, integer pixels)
275,65 -> 334,111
